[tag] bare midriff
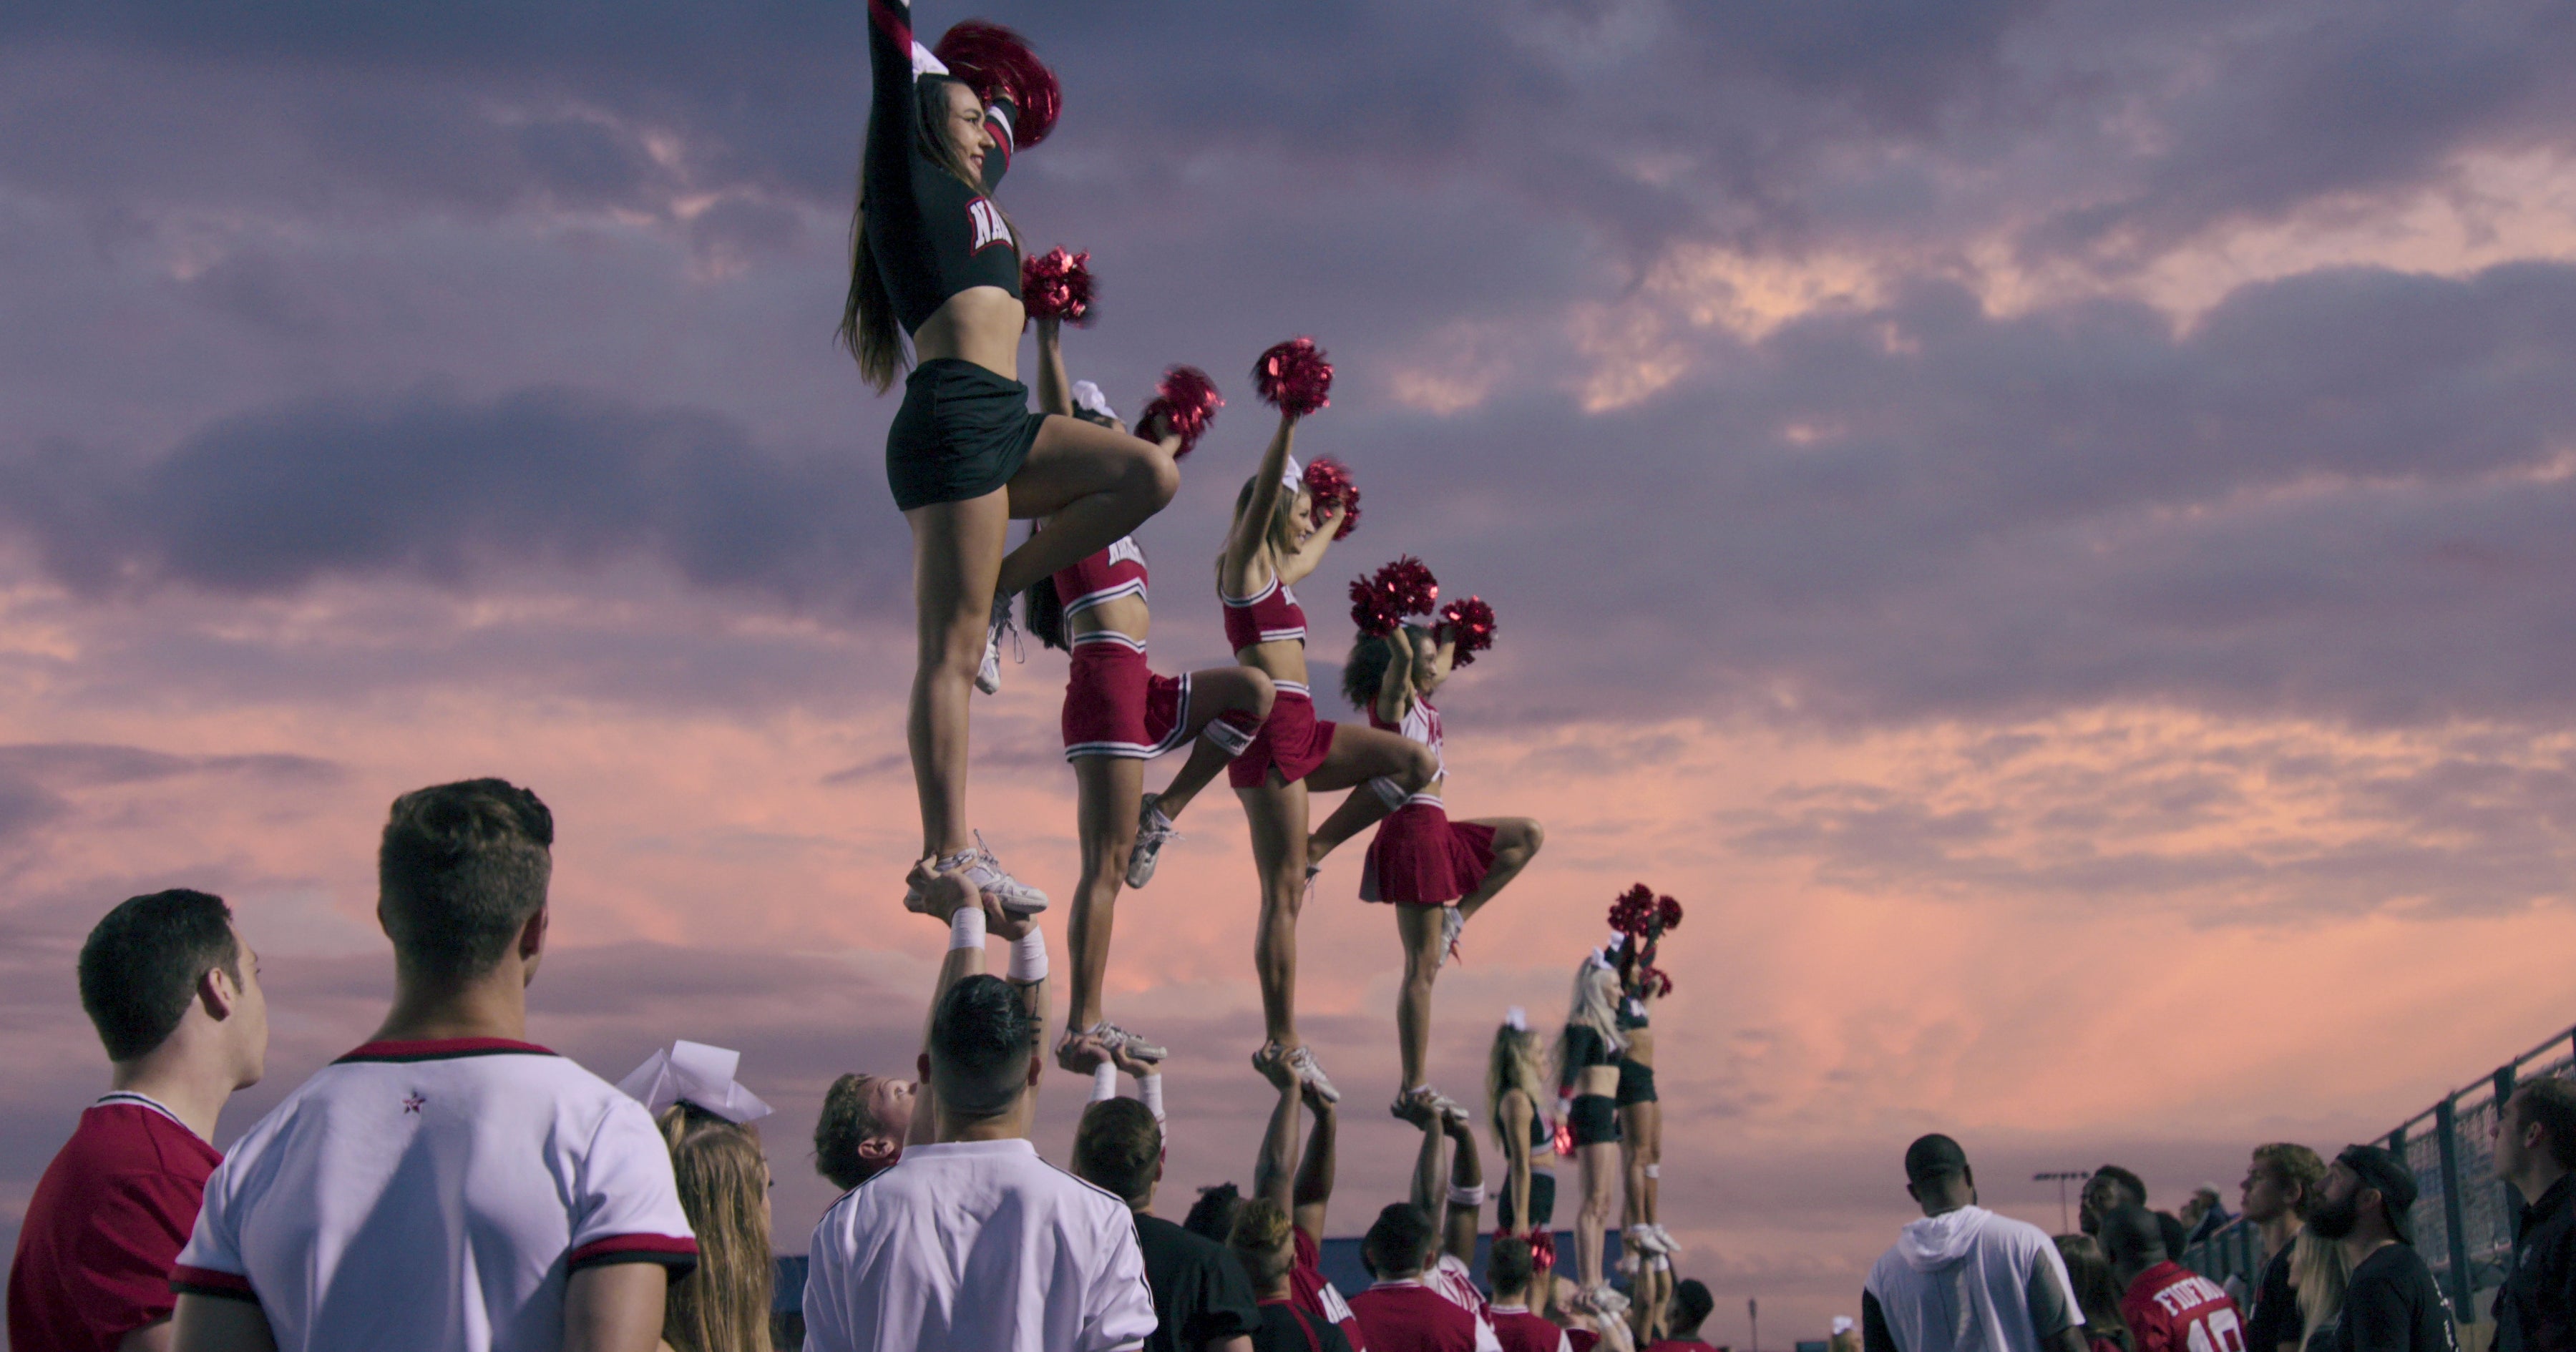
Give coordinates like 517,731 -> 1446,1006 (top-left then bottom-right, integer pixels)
912,285 -> 1027,381
1069,594 -> 1150,645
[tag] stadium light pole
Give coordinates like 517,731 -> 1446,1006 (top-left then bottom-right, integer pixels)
2034,1170 -> 2089,1234
1750,1295 -> 1760,1352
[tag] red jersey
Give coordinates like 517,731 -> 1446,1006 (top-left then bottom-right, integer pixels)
1644,1342 -> 1722,1352
2122,1261 -> 2249,1352
6,1094 -> 221,1352
1293,1227 -> 1370,1351
1348,1280 -> 1501,1352
1055,535 -> 1149,622
1491,1304 -> 1574,1352
1222,573 -> 1308,651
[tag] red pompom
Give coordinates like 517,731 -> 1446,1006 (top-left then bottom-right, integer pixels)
1253,337 -> 1335,419
1020,248 -> 1093,324
1348,556 -> 1439,637
1607,883 -> 1657,937
1638,964 -> 1674,998
1136,365 -> 1221,459
1439,595 -> 1496,667
1299,456 -> 1360,539
1656,894 -> 1684,933
934,21 -> 1061,149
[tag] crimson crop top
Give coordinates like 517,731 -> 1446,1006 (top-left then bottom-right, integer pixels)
1221,574 -> 1307,652
866,0 -> 1023,333
1054,536 -> 1148,622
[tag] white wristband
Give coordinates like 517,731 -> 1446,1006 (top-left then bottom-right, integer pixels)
1448,1182 -> 1486,1208
948,905 -> 986,951
1138,1072 -> 1165,1124
1643,1163 -> 1660,1180
1091,1063 -> 1118,1102
1008,928 -> 1048,983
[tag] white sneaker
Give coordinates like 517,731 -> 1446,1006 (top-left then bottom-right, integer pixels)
1083,1020 -> 1167,1062
907,831 -> 1049,914
1282,1044 -> 1340,1103
1586,1285 -> 1630,1316
1651,1223 -> 1682,1258
1626,1223 -> 1666,1257
1126,795 -> 1179,888
1437,905 -> 1465,969
975,592 -> 1016,695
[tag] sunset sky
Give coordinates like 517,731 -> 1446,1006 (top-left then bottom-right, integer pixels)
5,0 -> 2576,1338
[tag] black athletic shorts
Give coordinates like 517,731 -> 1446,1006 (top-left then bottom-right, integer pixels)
887,358 -> 1048,511
1615,1058 -> 1657,1107
1570,1093 -> 1621,1147
1501,1168 -> 1558,1230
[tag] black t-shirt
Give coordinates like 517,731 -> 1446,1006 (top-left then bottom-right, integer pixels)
2247,1242 -> 2300,1352
1252,1297 -> 1357,1352
2333,1244 -> 2459,1352
1136,1212 -> 1263,1352
2494,1173 -> 2576,1352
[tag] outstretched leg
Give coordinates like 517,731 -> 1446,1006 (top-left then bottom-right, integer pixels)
1124,666 -> 1274,888
905,489 -> 1012,858
1307,783 -> 1396,864
1394,903 -> 1445,1091
1456,817 -> 1544,921
1063,755 -> 1143,1038
1300,723 -> 1437,868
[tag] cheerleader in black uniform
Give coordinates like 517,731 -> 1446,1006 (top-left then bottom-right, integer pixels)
844,4 -> 1178,910
1556,952 -> 1630,1316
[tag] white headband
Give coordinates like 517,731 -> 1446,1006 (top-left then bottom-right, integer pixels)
1072,380 -> 1118,423
1281,454 -> 1303,491
1506,1005 -> 1528,1032
617,1040 -> 774,1125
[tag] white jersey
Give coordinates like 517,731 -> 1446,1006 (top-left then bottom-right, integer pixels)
803,1137 -> 1159,1352
1370,696 -> 1447,810
173,1037 -> 696,1352
1864,1205 -> 2082,1352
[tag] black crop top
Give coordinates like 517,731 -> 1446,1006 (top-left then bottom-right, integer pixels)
866,0 -> 1023,333
1559,1024 -> 1614,1094
1616,994 -> 1649,1032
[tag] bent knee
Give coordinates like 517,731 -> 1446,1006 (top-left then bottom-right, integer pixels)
1402,745 -> 1439,785
1129,444 -> 1181,509
1513,818 -> 1546,853
1245,671 -> 1278,715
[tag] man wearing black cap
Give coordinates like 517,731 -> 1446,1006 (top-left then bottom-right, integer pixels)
1863,1135 -> 2087,1352
2307,1145 -> 2459,1352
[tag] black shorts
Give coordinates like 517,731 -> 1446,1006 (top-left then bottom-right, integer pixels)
1615,1058 -> 1657,1107
887,358 -> 1048,511
1501,1169 -> 1557,1230
1570,1093 -> 1621,1147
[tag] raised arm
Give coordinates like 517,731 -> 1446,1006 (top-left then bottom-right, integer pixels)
866,0 -> 923,195
1292,1082 -> 1338,1245
1422,623 -> 1458,690
1440,1112 -> 1484,1265
1254,1069 -> 1300,1212
1223,413 -> 1300,580
1033,317 -> 1073,416
1500,1089 -> 1536,1235
1275,499 -> 1345,587
907,864 -> 1002,1145
1372,631 -> 1415,725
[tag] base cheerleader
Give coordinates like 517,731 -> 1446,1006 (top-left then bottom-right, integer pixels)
1488,1010 -> 1561,1267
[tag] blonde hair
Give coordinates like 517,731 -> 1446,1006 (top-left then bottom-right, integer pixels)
1227,1196 -> 1298,1290
1553,960 -> 1626,1082
1223,474 -> 1309,579
657,1104 -> 774,1352
1486,1022 -> 1548,1144
2293,1228 -> 2350,1347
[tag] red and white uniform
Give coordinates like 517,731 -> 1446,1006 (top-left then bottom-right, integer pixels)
1360,698 -> 1496,906
1292,1228 -> 1370,1351
1225,576 -> 1337,788
2120,1262 -> 2248,1352
1060,538 -> 1264,762
174,1037 -> 697,1352
8,1092 -> 220,1352
1348,1276 -> 1503,1352
1491,1305 -> 1574,1352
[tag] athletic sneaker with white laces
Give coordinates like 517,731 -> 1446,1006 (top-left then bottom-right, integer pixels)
1082,1020 -> 1167,1063
1436,905 -> 1465,969
1282,1044 -> 1340,1104
1651,1223 -> 1682,1256
1626,1223 -> 1668,1257
974,592 -> 1017,695
1392,1084 -> 1459,1124
1586,1285 -> 1630,1316
1126,795 -> 1179,888
906,831 -> 1049,914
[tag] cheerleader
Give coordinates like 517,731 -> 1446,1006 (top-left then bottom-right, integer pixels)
1556,952 -> 1630,1316
1330,615 -> 1542,1112
1151,383 -> 1437,1100
1486,1011 -> 1560,1255
843,4 -> 1179,911
1023,317 -> 1276,1067
1614,939 -> 1678,1263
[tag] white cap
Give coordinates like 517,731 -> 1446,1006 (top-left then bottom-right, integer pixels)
617,1040 -> 774,1124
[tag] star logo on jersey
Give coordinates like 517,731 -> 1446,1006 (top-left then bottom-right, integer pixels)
401,1092 -> 426,1114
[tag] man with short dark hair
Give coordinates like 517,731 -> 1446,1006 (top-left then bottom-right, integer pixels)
1644,1279 -> 1717,1352
2308,1146 -> 2458,1352
1347,1204 -> 1503,1352
1863,1134 -> 2086,1352
9,889 -> 268,1352
804,966 -> 1157,1352
1487,1238 -> 1571,1352
2102,1204 -> 2243,1352
1070,1086 -> 1259,1352
170,780 -> 696,1352
2082,1167 -> 2191,1260
2241,1144 -> 2328,1352
2491,1079 -> 2576,1352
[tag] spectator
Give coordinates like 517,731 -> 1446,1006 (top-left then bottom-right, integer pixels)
1229,1197 -> 1357,1352
169,780 -> 696,1352
1862,1134 -> 2086,1352
811,866 -> 1046,1193
2082,1168 -> 2191,1261
2492,1078 -> 2576,1352
2306,1146 -> 2457,1352
1246,1048 -> 1370,1349
616,1039 -> 777,1352
1487,1236 -> 1572,1352
802,967 -> 1155,1352
2182,1187 -> 2233,1248
2241,1145 -> 2328,1352
1070,1082 -> 1260,1352
8,889 -> 268,1352
2291,1230 -> 2351,1352
2054,1235 -> 2133,1352
2099,1205 -> 2243,1352
1188,1184 -> 1247,1245
1347,1204 -> 1503,1352
1641,1280 -> 1717,1352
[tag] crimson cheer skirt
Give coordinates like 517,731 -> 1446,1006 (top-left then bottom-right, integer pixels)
1360,799 -> 1496,906
1062,638 -> 1192,761
1228,682 -> 1336,788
